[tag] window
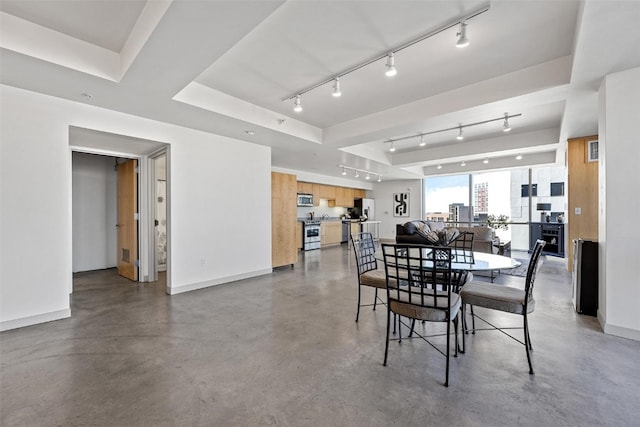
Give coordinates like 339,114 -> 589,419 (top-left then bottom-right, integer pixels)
521,183 -> 537,197
550,182 -> 564,196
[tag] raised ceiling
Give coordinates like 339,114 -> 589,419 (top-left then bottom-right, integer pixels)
2,0 -> 639,182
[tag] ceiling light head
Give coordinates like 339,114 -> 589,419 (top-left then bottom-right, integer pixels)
503,113 -> 511,132
332,77 -> 342,97
293,95 -> 302,113
244,130 -> 255,135
461,161 -> 466,167
377,175 -> 382,182
385,53 -> 397,77
419,135 -> 426,147
456,126 -> 464,140
389,141 -> 396,152
483,158 -> 489,164
341,167 -> 347,176
354,170 -> 360,178
456,21 -> 469,48
437,164 -> 442,170
365,173 -> 370,180
516,154 -> 523,160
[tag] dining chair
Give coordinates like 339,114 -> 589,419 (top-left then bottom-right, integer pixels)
350,232 -> 386,322
381,243 -> 462,387
460,239 -> 546,374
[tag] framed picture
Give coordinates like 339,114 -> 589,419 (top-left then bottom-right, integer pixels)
587,139 -> 598,162
393,192 -> 410,217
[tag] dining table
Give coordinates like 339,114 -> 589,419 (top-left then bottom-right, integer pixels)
375,246 -> 521,286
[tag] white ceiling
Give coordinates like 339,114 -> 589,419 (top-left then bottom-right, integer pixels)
2,0 -> 640,182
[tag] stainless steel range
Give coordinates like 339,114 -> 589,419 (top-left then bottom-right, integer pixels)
303,220 -> 321,251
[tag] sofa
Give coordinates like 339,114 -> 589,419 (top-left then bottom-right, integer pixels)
395,220 -> 498,254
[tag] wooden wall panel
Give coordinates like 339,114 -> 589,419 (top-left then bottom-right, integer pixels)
272,172 -> 297,268
567,135 -> 599,271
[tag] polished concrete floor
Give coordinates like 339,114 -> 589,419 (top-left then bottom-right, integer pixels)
2,245 -> 639,426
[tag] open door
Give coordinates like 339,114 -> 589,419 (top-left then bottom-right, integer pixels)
117,159 -> 138,281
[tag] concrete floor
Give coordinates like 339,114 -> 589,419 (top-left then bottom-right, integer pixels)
1,245 -> 639,426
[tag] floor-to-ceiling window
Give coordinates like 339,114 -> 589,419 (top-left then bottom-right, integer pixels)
424,165 -> 566,251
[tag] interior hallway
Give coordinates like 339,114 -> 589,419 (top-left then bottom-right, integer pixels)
1,245 -> 638,426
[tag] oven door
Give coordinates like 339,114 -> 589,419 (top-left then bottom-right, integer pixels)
305,226 -> 320,239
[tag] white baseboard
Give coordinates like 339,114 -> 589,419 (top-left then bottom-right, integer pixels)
1,308 -> 71,332
168,268 -> 273,295
601,317 -> 640,342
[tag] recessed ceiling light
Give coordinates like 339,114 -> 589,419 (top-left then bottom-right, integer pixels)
516,154 -> 523,160
81,93 -> 92,99
244,130 -> 255,135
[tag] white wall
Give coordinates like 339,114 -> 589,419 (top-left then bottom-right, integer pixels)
598,67 -> 640,341
0,85 -> 272,330
72,152 -> 117,272
370,179 -> 423,240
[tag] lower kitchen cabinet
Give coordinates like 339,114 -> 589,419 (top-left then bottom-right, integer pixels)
321,221 -> 342,246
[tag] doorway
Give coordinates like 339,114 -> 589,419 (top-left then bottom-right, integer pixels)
70,126 -> 169,289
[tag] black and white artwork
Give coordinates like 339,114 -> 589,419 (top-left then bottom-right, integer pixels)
393,192 -> 409,217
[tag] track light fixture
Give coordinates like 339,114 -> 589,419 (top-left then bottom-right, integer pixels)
456,21 -> 469,48
516,154 -> 523,160
419,135 -> 426,147
385,113 -> 522,146
283,5 -> 490,105
389,141 -> 396,152
293,95 -> 302,113
332,77 -> 342,97
385,53 -> 397,77
338,165 -> 382,182
461,161 -> 466,167
483,158 -> 489,164
502,112 -> 511,132
437,164 -> 443,170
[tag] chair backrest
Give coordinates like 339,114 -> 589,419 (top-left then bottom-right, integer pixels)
524,239 -> 546,305
351,232 -> 377,276
451,231 -> 474,251
381,243 -> 454,311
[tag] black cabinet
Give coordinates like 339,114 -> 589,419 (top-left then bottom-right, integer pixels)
530,222 -> 564,257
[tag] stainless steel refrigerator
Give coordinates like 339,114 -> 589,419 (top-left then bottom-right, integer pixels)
354,198 -> 375,220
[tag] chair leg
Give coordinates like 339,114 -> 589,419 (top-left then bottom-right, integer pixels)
373,288 -> 378,310
393,313 -> 396,335
355,283 -> 362,322
398,315 -> 403,343
445,315 -> 451,387
524,313 -> 534,374
461,304 -> 466,354
383,308 -> 391,367
453,315 -> 459,358
470,305 -> 476,334
409,318 -> 416,337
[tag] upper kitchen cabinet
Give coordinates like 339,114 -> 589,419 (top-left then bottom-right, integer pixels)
354,189 -> 366,199
331,187 -> 354,208
319,184 -> 336,200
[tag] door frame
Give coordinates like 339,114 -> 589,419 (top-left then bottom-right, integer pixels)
147,147 -> 170,284
70,145 -> 163,284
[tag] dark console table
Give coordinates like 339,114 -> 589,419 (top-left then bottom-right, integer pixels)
530,222 -> 564,257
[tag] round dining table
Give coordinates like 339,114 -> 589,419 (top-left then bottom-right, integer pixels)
375,247 -> 520,272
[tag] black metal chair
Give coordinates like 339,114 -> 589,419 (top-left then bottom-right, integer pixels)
350,232 -> 386,322
460,239 -> 546,374
381,243 -> 462,387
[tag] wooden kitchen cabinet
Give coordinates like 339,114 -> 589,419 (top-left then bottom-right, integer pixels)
331,186 -> 354,208
272,172 -> 298,268
296,221 -> 303,250
354,189 -> 366,199
319,184 -> 336,200
321,221 -> 342,246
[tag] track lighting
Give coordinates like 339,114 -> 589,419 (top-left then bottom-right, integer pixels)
389,141 -> 396,152
456,21 -> 469,48
386,113 -> 521,145
283,5 -> 489,105
503,113 -> 511,132
437,164 -> 442,170
332,77 -> 342,97
461,161 -> 466,167
516,154 -> 523,160
293,95 -> 302,113
338,165 -> 382,182
483,158 -> 489,164
385,53 -> 397,77
419,135 -> 426,147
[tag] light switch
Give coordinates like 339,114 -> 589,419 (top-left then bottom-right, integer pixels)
575,207 -> 581,215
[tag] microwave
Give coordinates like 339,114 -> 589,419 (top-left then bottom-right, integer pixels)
297,193 -> 314,207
